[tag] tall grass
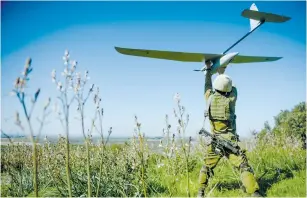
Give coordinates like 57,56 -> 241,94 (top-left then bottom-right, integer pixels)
173,93 -> 192,197
1,52 -> 305,197
8,58 -> 51,197
2,128 -> 305,197
51,50 -> 78,196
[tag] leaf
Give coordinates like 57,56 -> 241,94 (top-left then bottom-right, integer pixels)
27,68 -> 33,75
34,88 -> 40,103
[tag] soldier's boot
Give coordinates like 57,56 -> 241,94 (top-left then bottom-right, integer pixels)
237,160 -> 260,196
241,170 -> 260,196
197,188 -> 205,198
251,190 -> 264,197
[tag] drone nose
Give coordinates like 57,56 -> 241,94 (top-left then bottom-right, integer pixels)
229,52 -> 239,62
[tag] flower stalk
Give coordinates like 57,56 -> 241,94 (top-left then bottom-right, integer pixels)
173,93 -> 191,197
12,58 -> 51,197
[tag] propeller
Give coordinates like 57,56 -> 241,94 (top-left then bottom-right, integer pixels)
193,66 -> 208,72
193,59 -> 212,72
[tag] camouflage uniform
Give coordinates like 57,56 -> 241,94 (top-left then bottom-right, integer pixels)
198,71 -> 259,196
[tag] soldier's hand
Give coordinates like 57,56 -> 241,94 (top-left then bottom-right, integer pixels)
205,60 -> 212,69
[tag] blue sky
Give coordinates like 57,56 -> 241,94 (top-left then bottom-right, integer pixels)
1,1 -> 306,139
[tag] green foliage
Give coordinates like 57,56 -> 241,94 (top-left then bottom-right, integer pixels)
257,102 -> 306,149
273,102 -> 306,140
266,170 -> 306,197
27,188 -> 62,197
0,175 -> 10,197
2,131 -> 306,197
109,143 -> 125,152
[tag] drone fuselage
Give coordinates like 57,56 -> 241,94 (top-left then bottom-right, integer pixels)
210,52 -> 239,74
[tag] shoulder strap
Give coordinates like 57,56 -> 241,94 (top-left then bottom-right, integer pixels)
204,93 -> 213,118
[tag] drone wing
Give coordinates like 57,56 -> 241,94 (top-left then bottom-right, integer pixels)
241,9 -> 291,23
232,55 -> 282,63
115,47 -> 222,62
115,47 -> 282,64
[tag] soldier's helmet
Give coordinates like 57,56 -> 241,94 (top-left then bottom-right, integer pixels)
213,74 -> 232,93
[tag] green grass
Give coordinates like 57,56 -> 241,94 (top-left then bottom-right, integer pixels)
1,136 -> 306,197
267,170 -> 306,197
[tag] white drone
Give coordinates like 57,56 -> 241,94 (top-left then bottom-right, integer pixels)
114,3 -> 291,74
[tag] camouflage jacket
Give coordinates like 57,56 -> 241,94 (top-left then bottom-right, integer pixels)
204,71 -> 237,134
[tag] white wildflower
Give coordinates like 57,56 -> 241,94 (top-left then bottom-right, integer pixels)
63,50 -> 70,65
57,82 -> 63,90
84,70 -> 89,80
69,78 -> 74,89
157,163 -> 164,168
63,50 -> 69,58
51,69 -> 56,82
64,49 -> 69,57
61,68 -> 69,76
70,60 -> 77,72
74,86 -> 79,94
177,125 -> 181,133
74,72 -> 81,93
174,92 -> 180,102
158,140 -> 163,147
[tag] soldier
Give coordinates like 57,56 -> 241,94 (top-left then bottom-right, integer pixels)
197,61 -> 262,197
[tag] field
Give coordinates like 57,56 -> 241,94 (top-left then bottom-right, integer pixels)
1,132 -> 306,197
1,53 -> 306,197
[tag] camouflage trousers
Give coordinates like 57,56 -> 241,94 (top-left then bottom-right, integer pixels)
198,133 -> 259,195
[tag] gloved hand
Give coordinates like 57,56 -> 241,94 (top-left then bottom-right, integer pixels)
205,60 -> 212,69
202,60 -> 212,74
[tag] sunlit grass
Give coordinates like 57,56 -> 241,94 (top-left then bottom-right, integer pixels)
1,52 -> 305,197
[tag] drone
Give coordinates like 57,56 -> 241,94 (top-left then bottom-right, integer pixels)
114,3 -> 291,74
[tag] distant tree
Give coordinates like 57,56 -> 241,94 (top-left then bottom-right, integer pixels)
275,103 -> 305,137
274,110 -> 290,127
256,129 -> 267,142
264,121 -> 271,132
255,121 -> 271,142
262,102 -> 306,148
289,102 -> 306,148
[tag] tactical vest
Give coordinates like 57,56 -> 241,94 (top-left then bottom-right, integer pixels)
208,91 -> 236,133
209,92 -> 232,120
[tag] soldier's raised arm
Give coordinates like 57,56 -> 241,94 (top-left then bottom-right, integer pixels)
203,61 -> 213,101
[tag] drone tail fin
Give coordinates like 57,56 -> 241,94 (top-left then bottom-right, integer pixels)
249,3 -> 260,31
242,2 -> 291,26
